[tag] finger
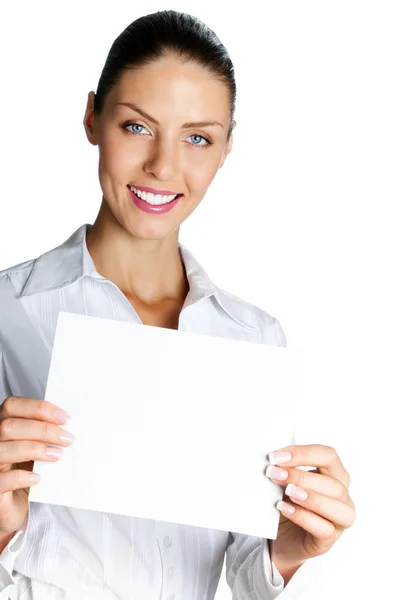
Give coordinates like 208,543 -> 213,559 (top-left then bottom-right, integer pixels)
265,465 -> 351,503
0,440 -> 64,464
276,500 -> 337,542
0,396 -> 71,425
0,469 -> 41,494
0,418 -> 74,448
269,444 -> 350,488
284,485 -> 356,529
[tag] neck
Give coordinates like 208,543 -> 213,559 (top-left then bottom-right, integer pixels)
85,198 -> 189,306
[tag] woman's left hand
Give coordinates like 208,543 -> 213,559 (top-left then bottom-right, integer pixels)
265,444 -> 356,566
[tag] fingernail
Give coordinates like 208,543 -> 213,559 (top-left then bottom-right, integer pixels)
59,430 -> 75,444
265,465 -> 288,481
269,451 -> 292,465
276,500 -> 295,515
286,483 -> 308,501
46,447 -> 64,459
28,473 -> 41,484
54,410 -> 71,424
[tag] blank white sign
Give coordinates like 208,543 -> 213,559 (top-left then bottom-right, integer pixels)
30,311 -> 301,539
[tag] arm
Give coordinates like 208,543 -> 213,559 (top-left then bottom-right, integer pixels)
0,345 -> 30,594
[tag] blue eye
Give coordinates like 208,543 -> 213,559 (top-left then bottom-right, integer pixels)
123,122 -> 212,149
125,123 -> 148,135
188,135 -> 209,147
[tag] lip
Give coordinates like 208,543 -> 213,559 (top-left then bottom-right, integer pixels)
128,185 -> 181,214
129,184 -> 181,196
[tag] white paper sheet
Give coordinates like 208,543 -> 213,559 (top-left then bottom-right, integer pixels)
29,311 -> 302,539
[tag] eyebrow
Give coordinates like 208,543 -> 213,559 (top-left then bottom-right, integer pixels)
116,102 -> 224,129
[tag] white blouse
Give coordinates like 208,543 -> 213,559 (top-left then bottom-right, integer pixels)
0,224 -> 310,599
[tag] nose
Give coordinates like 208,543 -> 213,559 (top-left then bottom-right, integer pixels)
143,138 -> 180,182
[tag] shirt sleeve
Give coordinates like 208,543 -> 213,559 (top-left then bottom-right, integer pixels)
0,344 -> 32,595
0,343 -> 12,406
225,533 -> 284,599
273,317 -> 287,348
0,511 -> 30,594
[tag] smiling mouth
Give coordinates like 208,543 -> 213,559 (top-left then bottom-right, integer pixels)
127,185 -> 183,206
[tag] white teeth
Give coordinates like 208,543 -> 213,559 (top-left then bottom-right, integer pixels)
130,186 -> 178,205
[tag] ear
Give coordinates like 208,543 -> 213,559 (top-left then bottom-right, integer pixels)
83,91 -> 98,146
219,120 -> 236,169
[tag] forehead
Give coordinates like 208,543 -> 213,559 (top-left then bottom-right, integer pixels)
108,56 -> 230,117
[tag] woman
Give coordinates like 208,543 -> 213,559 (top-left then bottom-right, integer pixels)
0,10 -> 355,599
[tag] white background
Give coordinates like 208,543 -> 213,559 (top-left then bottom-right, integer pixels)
0,1 -> 396,598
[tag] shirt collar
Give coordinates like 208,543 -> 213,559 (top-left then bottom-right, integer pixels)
21,223 -> 257,330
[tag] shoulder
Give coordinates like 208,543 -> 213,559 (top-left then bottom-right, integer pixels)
215,286 -> 287,347
0,257 -> 36,296
0,257 -> 36,277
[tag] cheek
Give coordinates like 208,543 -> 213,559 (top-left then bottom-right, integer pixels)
99,137 -> 131,174
187,157 -> 220,193
188,169 -> 217,196
98,145 -> 132,198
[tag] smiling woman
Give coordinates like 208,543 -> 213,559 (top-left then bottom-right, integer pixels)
0,8 -> 355,600
83,12 -> 235,251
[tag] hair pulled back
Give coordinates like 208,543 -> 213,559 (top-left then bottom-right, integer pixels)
94,10 -> 236,139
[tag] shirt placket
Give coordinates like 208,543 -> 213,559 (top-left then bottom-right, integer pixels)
155,522 -> 177,600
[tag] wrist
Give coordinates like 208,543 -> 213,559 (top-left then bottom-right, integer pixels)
269,541 -> 306,586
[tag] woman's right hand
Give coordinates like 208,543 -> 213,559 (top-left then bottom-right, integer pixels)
0,396 -> 74,534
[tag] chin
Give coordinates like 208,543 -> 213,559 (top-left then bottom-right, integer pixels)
123,219 -> 176,242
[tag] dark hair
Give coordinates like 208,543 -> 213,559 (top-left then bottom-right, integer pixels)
93,10 -> 236,139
